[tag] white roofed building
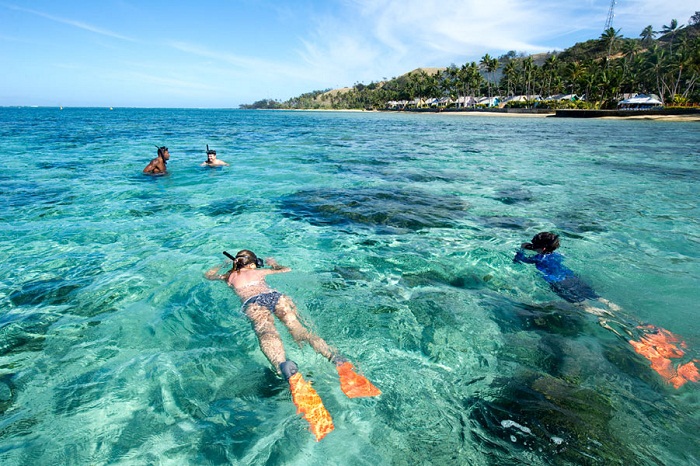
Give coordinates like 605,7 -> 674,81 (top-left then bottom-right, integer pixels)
618,94 -> 663,109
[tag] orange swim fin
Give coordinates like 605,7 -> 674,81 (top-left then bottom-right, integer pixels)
677,361 -> 700,383
288,372 -> 334,441
629,325 -> 699,389
336,361 -> 381,398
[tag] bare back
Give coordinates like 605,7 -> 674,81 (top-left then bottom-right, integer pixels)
227,268 -> 277,301
205,258 -> 291,301
143,156 -> 166,174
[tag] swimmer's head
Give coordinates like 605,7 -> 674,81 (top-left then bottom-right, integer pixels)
206,145 -> 217,163
523,232 -> 560,254
156,146 -> 169,159
228,249 -> 264,271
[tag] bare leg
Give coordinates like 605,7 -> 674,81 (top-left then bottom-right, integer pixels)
245,304 -> 286,372
597,298 -> 621,312
581,303 -> 614,317
598,318 -> 624,338
273,295 -> 337,362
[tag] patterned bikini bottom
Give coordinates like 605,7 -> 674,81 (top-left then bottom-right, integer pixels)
241,291 -> 282,313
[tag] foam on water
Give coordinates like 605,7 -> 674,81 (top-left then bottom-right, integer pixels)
0,108 -> 699,465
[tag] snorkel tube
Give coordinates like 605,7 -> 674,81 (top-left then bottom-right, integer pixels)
154,145 -> 168,165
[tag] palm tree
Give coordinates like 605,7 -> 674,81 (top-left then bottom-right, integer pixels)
501,61 -> 517,97
618,41 -> 641,93
479,54 -> 492,98
457,65 -> 469,107
680,39 -> 700,99
645,45 -> 667,103
542,54 -> 559,97
405,72 -> 420,106
665,36 -> 694,102
413,70 -> 435,107
624,54 -> 648,95
479,54 -> 500,99
622,40 -> 641,58
600,27 -> 622,62
640,25 -> 655,46
488,56 -> 500,98
690,11 -> 700,27
521,56 -> 534,98
661,19 -> 684,54
442,66 -> 461,105
581,71 -> 599,107
464,62 -> 482,106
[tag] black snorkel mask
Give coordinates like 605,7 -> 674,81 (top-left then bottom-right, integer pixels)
206,144 -> 216,156
223,251 -> 264,268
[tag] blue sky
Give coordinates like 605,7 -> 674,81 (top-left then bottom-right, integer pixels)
1,0 -> 696,107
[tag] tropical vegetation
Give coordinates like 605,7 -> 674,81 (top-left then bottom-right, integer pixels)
241,14 -> 700,110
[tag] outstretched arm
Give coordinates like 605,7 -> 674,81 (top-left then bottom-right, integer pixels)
513,248 -> 536,264
265,257 -> 291,274
205,262 -> 231,280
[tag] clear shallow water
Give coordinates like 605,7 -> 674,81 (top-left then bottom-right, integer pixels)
0,107 -> 699,465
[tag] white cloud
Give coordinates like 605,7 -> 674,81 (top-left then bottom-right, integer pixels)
285,0 -> 698,88
614,1 -> 696,35
166,41 -> 319,83
3,3 -> 137,42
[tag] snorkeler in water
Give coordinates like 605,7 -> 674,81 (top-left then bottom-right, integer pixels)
514,232 -> 699,389
205,249 -> 380,440
143,145 -> 169,174
513,232 -> 617,316
201,145 -> 228,167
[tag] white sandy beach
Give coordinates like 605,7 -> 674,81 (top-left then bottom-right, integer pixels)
287,108 -> 700,121
599,114 -> 700,122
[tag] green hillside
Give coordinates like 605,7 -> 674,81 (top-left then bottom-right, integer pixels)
242,13 -> 700,110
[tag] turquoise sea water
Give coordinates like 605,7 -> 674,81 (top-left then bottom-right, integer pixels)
0,107 -> 698,465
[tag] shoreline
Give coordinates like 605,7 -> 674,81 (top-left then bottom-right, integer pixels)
430,111 -> 550,118
282,108 -> 700,121
284,108 -> 552,117
597,114 -> 700,122
284,108 -> 700,121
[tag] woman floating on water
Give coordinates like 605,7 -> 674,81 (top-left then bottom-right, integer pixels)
205,249 -> 380,441
514,232 -> 699,389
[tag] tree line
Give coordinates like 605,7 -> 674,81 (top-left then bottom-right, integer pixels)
241,14 -> 700,110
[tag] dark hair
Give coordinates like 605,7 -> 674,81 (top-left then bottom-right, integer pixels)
523,232 -> 560,253
206,144 -> 216,155
156,146 -> 168,157
229,249 -> 264,271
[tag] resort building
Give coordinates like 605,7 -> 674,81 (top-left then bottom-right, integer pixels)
617,94 -> 663,110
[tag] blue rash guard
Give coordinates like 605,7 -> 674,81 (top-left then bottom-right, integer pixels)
513,250 -> 598,303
